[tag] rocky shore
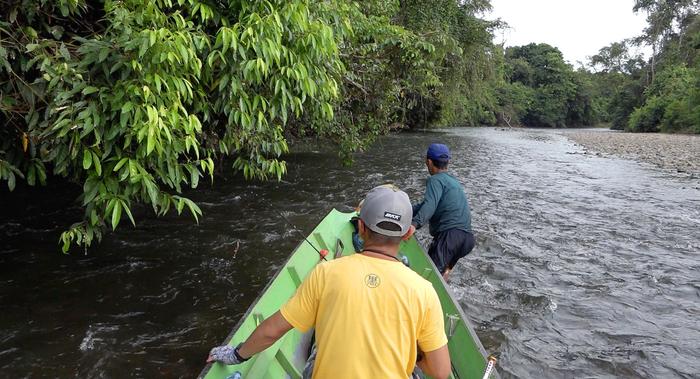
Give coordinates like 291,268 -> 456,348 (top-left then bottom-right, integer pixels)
561,129 -> 700,178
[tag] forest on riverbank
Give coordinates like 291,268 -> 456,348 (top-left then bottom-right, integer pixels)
1,0 -> 698,250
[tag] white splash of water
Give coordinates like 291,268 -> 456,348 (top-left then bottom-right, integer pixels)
80,328 -> 96,351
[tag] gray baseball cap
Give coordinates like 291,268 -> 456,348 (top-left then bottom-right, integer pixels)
359,185 -> 412,237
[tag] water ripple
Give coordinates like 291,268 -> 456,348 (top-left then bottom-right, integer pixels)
0,128 -> 698,378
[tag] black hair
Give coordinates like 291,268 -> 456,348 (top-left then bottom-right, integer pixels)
365,221 -> 404,245
429,158 -> 449,169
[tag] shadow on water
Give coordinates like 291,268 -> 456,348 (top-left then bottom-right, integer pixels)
1,128 -> 699,378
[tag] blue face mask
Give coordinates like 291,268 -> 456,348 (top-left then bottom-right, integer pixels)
352,231 -> 365,253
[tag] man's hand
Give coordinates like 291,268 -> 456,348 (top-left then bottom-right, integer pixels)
206,311 -> 293,365
207,345 -> 243,365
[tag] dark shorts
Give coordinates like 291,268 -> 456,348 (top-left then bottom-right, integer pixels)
428,229 -> 475,273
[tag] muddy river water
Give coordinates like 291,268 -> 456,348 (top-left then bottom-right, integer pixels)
1,127 -> 698,378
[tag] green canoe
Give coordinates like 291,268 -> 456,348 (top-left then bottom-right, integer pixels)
199,209 -> 498,379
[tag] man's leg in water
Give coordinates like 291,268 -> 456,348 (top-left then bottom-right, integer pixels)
427,233 -> 450,274
442,268 -> 452,281
443,231 -> 475,281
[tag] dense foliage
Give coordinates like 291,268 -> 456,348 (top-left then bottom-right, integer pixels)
493,0 -> 700,132
3,0 -> 696,252
1,0 -> 350,251
0,0 -> 498,251
496,43 -> 598,127
588,1 -> 700,133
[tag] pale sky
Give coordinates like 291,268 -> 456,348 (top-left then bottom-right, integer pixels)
486,0 -> 650,66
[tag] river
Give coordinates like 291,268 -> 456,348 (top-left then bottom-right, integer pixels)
1,127 -> 698,378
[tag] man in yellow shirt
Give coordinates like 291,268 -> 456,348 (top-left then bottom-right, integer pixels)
208,185 -> 451,379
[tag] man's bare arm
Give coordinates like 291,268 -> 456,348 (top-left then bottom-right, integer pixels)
237,311 -> 294,358
417,344 -> 451,379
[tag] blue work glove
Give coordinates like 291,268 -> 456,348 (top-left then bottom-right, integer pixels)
207,344 -> 247,365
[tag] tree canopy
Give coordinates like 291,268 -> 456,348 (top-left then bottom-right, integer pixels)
0,0 -> 499,251
495,43 -> 598,128
588,0 -> 700,132
1,0 -> 698,252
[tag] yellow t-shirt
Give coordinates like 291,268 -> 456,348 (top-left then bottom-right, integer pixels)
280,254 -> 447,379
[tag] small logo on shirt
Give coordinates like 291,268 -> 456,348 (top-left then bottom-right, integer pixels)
365,274 -> 381,288
383,212 -> 401,221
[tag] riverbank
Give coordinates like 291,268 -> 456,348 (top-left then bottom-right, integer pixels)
561,129 -> 700,178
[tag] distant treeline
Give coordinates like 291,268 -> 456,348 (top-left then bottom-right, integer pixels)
496,1 -> 700,133
0,0 -> 697,251
587,1 -> 700,134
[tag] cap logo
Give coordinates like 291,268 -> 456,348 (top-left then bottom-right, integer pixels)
383,212 -> 401,221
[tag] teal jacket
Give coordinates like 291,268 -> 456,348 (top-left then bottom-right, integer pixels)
412,172 -> 472,236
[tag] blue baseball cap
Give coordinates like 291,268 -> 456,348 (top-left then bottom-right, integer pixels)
426,143 -> 450,161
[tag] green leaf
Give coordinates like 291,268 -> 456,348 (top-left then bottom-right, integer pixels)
113,157 -> 129,172
121,102 -> 133,114
122,200 -> 136,226
61,232 -> 70,253
92,152 -> 102,175
106,198 -> 116,216
98,48 -> 109,62
27,165 -> 36,186
7,172 -> 15,191
190,168 -> 199,188
144,179 -> 158,206
9,8 -> 17,23
83,150 -> 93,170
90,210 -> 99,226
176,197 -> 185,214
37,164 -> 46,185
83,179 -> 99,205
146,130 -> 155,155
59,43 -> 70,59
139,36 -> 149,59
178,197 -> 202,223
82,86 -> 99,95
111,199 -> 122,230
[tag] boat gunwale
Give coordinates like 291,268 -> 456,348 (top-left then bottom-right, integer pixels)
420,241 -> 501,379
197,236 -> 309,379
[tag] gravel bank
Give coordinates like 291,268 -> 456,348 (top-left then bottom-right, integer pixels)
561,129 -> 700,178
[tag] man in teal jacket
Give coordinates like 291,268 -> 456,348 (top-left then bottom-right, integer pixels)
412,143 -> 475,280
